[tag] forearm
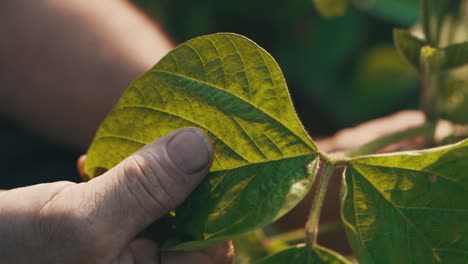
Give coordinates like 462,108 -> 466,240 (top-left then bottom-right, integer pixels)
0,1 -> 174,151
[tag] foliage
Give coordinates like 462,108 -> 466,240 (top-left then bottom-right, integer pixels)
85,34 -> 319,249
86,1 -> 468,263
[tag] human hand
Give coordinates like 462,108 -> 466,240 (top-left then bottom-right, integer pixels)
0,128 -> 234,263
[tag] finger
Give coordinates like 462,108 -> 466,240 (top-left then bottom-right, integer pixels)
77,155 -> 89,181
73,128 -> 213,245
77,154 -> 107,181
116,239 -> 160,264
161,241 -> 235,264
317,110 -> 425,152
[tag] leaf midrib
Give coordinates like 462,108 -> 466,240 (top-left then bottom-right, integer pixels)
205,154 -> 315,237
95,131 -> 315,173
150,69 -> 315,151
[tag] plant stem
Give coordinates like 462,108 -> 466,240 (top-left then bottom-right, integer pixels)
344,122 -> 435,158
266,221 -> 342,245
305,163 -> 334,246
420,0 -> 433,45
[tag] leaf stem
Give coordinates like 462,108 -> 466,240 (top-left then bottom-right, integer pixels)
344,122 -> 434,158
266,221 -> 342,245
420,0 -> 433,45
305,163 -> 334,246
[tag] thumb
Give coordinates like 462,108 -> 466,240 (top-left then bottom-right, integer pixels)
77,127 -> 213,243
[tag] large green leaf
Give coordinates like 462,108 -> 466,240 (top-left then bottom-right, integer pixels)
342,139 -> 468,263
84,33 -> 318,249
255,245 -> 351,264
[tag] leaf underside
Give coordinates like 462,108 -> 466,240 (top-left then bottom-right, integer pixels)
84,33 -> 318,249
342,139 -> 468,264
255,245 -> 351,264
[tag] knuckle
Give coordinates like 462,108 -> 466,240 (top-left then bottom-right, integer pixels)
120,151 -> 182,216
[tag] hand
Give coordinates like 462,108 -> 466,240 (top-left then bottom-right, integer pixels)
0,128 -> 234,263
317,110 -> 426,153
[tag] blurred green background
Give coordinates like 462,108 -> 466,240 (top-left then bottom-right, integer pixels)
133,0 -> 421,135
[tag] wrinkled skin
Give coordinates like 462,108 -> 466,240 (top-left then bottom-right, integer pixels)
0,128 -> 234,264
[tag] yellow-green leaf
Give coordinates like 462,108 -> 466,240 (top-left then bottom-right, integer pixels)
84,33 -> 318,249
255,245 -> 351,264
342,139 -> 468,263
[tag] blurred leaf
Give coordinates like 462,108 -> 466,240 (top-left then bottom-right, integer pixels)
442,41 -> 468,70
353,0 -> 419,25
85,33 -> 319,249
314,0 -> 349,18
439,76 -> 468,124
447,0 -> 464,18
342,139 -> 468,263
396,31 -> 468,72
275,9 -> 366,126
255,245 -> 351,264
394,29 -> 427,69
339,45 -> 418,124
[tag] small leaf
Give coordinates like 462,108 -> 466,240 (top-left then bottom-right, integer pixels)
442,41 -> 468,70
85,33 -> 318,249
342,139 -> 468,263
255,245 -> 351,264
393,29 -> 427,69
314,0 -> 349,18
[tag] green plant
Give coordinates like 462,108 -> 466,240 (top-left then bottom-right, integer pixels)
84,1 -> 468,263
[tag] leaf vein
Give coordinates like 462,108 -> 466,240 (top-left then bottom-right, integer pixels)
225,35 -> 252,101
150,69 -> 314,151
183,43 -> 207,81
353,168 -> 442,263
116,104 -> 248,163
205,37 -> 227,88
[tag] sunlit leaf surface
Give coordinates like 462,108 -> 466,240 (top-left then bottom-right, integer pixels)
342,139 -> 468,263
85,33 -> 318,249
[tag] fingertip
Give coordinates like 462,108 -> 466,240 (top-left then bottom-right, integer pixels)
204,241 -> 235,263
77,155 -> 91,182
165,127 -> 214,175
